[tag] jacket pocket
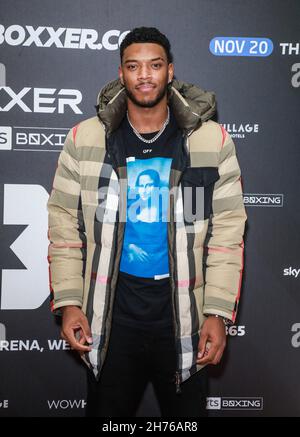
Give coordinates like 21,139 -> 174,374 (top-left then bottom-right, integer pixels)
181,167 -> 219,222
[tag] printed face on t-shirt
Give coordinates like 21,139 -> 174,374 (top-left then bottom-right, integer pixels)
137,174 -> 155,201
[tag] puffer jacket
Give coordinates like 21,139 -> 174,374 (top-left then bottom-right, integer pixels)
47,78 -> 247,390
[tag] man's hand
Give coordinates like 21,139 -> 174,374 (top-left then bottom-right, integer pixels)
61,306 -> 93,354
196,316 -> 227,365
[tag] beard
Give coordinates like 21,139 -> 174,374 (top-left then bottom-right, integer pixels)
123,78 -> 170,108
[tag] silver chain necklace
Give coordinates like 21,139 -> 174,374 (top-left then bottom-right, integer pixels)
126,106 -> 170,144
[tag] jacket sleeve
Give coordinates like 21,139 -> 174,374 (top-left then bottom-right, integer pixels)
47,127 -> 86,315
203,127 -> 247,324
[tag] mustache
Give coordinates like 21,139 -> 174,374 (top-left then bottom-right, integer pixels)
136,82 -> 156,88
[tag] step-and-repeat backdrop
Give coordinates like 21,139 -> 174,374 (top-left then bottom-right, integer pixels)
0,0 -> 299,417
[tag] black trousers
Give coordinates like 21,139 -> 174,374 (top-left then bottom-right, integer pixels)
86,320 -> 208,417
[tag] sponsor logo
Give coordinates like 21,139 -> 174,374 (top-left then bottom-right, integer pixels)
0,126 -> 68,152
283,267 -> 300,278
0,63 -> 82,114
206,397 -> 221,410
48,400 -> 87,410
291,323 -> 300,348
243,194 -> 284,207
207,397 -> 263,410
209,37 -> 273,57
220,123 -> 259,139
0,25 -> 129,51
0,184 -> 49,309
0,126 -> 12,150
0,87 -> 82,114
226,325 -> 246,337
0,400 -> 9,409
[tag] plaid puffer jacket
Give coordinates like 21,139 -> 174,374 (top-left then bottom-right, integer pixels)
47,78 -> 247,389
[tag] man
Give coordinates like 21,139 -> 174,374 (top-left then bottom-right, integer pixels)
47,27 -> 247,417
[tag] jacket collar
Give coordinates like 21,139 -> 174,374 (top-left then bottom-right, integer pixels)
96,78 -> 216,136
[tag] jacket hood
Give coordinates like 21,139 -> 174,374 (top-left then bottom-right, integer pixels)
96,78 -> 216,136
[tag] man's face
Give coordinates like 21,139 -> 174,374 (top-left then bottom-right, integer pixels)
119,43 -> 174,108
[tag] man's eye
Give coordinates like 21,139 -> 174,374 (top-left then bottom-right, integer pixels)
128,65 -> 137,70
152,63 -> 162,69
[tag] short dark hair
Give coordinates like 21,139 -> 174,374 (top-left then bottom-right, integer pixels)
120,27 -> 173,64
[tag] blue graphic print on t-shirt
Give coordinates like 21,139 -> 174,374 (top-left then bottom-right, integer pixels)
120,156 -> 172,278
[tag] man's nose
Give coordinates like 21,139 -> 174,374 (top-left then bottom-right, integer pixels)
138,64 -> 151,80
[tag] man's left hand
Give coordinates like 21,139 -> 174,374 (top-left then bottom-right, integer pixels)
196,316 -> 227,365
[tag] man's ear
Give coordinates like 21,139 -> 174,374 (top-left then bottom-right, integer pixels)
168,63 -> 174,84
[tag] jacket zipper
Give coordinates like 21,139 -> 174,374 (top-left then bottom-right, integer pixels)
171,248 -> 182,395
171,132 -> 191,395
170,257 -> 181,394
169,160 -> 180,394
175,371 -> 182,394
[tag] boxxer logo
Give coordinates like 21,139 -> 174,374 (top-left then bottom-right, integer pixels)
0,87 -> 83,114
0,63 -> 82,114
0,184 -> 49,309
0,25 -> 129,51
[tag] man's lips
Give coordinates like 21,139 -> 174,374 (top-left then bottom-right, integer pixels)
136,83 -> 155,92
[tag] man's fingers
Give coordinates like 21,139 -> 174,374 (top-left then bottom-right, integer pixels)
197,343 -> 218,365
197,316 -> 227,365
62,327 -> 92,352
80,321 -> 93,345
61,307 -> 93,352
197,332 -> 208,360
77,330 -> 87,345
197,342 -> 225,365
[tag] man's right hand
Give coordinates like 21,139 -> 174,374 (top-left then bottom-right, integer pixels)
61,305 -> 93,354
